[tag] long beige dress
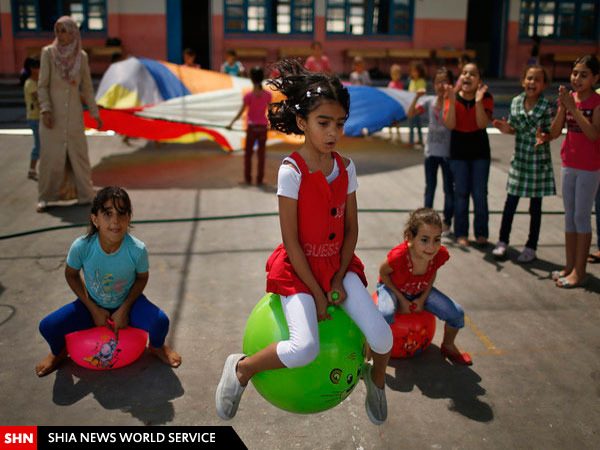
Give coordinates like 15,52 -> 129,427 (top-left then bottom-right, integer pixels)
37,46 -> 100,204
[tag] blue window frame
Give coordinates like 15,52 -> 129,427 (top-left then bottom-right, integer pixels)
224,0 -> 314,35
519,0 -> 599,41
12,0 -> 107,36
326,0 -> 414,37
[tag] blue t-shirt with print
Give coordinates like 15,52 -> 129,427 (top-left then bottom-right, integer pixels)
66,233 -> 149,309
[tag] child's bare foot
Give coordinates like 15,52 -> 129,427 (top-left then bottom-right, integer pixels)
149,345 -> 182,368
36,350 -> 67,377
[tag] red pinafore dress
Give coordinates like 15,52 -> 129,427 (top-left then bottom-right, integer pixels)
266,151 -> 367,296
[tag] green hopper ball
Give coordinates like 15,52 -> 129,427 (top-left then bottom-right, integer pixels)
243,293 -> 366,414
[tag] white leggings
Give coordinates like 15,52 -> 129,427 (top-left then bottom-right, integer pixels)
276,271 -> 393,368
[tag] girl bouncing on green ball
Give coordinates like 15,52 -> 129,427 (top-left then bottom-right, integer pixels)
216,59 -> 393,424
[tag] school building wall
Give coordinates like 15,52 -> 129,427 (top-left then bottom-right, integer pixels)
1,0 -> 598,78
505,0 -> 599,79
0,0 -> 167,75
213,0 -> 469,76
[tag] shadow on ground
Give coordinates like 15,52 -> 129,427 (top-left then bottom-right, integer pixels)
52,352 -> 184,425
385,345 -> 493,423
90,136 -> 423,190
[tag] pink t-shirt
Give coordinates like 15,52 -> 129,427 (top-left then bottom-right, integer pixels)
305,56 -> 330,74
387,80 -> 404,90
561,91 -> 600,171
244,89 -> 272,126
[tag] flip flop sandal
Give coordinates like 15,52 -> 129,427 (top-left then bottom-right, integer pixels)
587,253 -> 600,264
551,270 -> 566,281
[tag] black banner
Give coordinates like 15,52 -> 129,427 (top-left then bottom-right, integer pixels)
36,426 -> 246,450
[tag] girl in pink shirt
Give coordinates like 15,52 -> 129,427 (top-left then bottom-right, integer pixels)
227,66 -> 272,185
542,55 -> 600,288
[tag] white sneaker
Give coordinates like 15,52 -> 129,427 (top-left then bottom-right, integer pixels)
441,224 -> 451,238
362,362 -> 387,425
215,353 -> 246,420
492,241 -> 507,258
517,247 -> 536,263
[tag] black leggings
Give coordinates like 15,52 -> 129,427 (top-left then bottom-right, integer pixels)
498,194 -> 542,250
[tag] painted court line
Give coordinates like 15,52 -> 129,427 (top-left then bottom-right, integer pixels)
465,315 -> 503,354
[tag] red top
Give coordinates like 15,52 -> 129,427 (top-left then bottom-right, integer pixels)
379,242 -> 450,295
305,55 -> 331,74
266,152 -> 367,295
561,91 -> 600,171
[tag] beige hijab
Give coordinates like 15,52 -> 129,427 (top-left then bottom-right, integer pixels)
49,16 -> 82,83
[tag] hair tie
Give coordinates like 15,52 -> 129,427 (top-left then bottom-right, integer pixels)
316,87 -> 322,94
295,104 -> 300,110
306,91 -> 312,98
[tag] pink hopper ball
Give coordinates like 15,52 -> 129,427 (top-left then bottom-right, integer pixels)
371,291 -> 436,358
65,325 -> 148,370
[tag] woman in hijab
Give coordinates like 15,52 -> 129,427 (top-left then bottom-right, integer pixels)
37,16 -> 102,212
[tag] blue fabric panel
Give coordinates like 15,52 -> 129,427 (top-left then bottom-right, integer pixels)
138,57 -> 190,100
344,86 -> 406,136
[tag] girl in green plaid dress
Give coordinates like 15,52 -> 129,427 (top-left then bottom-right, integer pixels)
492,66 -> 555,262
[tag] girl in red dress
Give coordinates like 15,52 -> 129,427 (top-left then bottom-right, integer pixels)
216,60 -> 393,424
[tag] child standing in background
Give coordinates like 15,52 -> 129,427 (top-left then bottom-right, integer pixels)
408,60 -> 426,146
540,55 -> 600,288
305,41 -> 332,75
406,68 -> 455,237
20,56 -> 41,181
227,66 -> 272,185
221,49 -> 245,77
444,62 -> 494,247
182,48 -> 200,68
350,57 -> 371,86
492,65 -> 555,262
387,64 -> 404,140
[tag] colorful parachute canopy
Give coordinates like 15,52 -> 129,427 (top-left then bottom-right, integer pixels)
85,57 -> 414,151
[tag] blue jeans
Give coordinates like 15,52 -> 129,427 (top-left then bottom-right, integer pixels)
39,294 -> 169,355
28,119 -> 40,161
376,282 -> 464,329
449,159 -> 490,239
424,156 -> 454,226
409,115 -> 422,144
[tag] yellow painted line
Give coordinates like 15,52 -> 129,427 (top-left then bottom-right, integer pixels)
465,315 -> 503,354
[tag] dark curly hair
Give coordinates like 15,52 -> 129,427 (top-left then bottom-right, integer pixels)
267,59 -> 350,135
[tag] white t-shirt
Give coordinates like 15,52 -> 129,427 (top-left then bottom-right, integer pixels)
277,156 -> 358,200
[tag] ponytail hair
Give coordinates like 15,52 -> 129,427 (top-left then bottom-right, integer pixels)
403,208 -> 442,240
573,54 -> 600,76
19,56 -> 40,86
267,59 -> 350,135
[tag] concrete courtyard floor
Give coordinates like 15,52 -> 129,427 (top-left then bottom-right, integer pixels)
0,130 -> 599,449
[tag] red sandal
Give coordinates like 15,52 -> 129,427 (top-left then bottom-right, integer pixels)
441,346 -> 472,366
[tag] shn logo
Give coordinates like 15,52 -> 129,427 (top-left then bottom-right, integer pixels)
4,433 -> 34,444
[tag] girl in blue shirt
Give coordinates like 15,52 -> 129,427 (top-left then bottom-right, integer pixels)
36,187 -> 181,376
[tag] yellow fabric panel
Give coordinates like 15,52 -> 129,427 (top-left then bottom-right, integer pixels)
97,84 -> 141,109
